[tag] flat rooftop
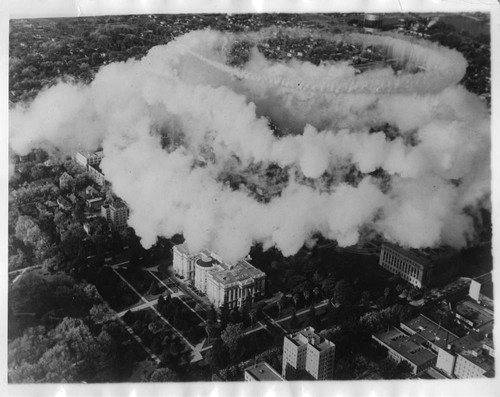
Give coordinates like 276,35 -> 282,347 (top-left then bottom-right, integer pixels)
245,362 -> 284,381
454,298 -> 494,328
210,258 -> 265,287
382,243 -> 452,267
458,350 -> 495,375
110,200 -> 127,210
174,242 -> 190,255
286,327 -> 334,352
450,331 -> 494,353
373,327 -> 437,366
402,315 -> 459,349
77,149 -> 103,158
382,243 -> 430,266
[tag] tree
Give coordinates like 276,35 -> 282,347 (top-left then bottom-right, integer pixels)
148,367 -> 179,382
277,294 -> 287,316
290,310 -> 299,330
312,287 -> 321,302
307,304 -> 318,328
221,323 -> 243,364
360,290 -> 371,306
396,361 -> 412,378
205,322 -> 216,339
321,277 -> 336,298
334,280 -> 353,306
292,292 -> 301,308
249,308 -> 258,325
229,308 -> 241,324
89,303 -> 115,324
312,270 -> 323,286
303,289 -> 311,306
219,302 -> 230,329
206,338 -> 228,371
9,316 -> 116,383
379,358 -> 399,379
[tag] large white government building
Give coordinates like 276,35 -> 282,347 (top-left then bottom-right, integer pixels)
172,243 -> 266,309
379,243 -> 434,288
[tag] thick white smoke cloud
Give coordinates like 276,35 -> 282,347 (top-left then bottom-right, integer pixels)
9,28 -> 490,262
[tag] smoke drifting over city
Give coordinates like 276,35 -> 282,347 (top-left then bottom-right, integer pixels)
9,28 -> 490,262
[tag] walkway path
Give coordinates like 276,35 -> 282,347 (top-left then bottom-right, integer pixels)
9,265 -> 42,285
147,269 -> 206,324
111,267 -> 204,363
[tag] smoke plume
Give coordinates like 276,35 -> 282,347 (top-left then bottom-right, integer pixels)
9,28 -> 490,262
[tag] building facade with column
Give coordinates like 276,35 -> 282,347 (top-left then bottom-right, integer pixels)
282,327 -> 336,380
172,243 -> 266,309
379,243 -> 435,288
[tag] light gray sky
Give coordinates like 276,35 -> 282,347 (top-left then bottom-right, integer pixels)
7,0 -> 496,19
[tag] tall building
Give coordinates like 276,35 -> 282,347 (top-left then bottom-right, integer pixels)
172,243 -> 266,309
88,163 -> 105,186
173,244 -> 196,280
75,150 -> 104,169
101,200 -> 129,231
282,327 -> 335,380
244,362 -> 284,381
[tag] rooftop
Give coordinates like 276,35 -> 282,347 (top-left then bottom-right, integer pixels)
245,362 -> 284,381
472,273 -> 494,300
382,242 -> 430,267
287,327 -> 335,352
458,348 -> 495,375
373,327 -> 437,366
450,330 -> 494,353
59,171 -> 74,180
196,256 -> 219,268
454,298 -> 494,329
401,314 -> 459,349
209,258 -> 265,287
110,200 -> 127,210
173,244 -> 265,287
77,149 -> 103,158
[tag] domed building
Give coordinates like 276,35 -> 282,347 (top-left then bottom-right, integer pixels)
173,243 -> 266,309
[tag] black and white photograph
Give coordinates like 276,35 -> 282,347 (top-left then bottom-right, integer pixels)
3,1 -> 497,395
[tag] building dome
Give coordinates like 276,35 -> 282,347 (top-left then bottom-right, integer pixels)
196,254 -> 216,268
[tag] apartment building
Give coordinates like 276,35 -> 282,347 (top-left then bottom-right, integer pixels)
282,327 -> 335,380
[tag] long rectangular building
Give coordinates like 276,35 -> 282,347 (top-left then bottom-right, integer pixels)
379,243 -> 437,288
400,314 -> 459,353
372,327 -> 437,375
436,326 -> 495,378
